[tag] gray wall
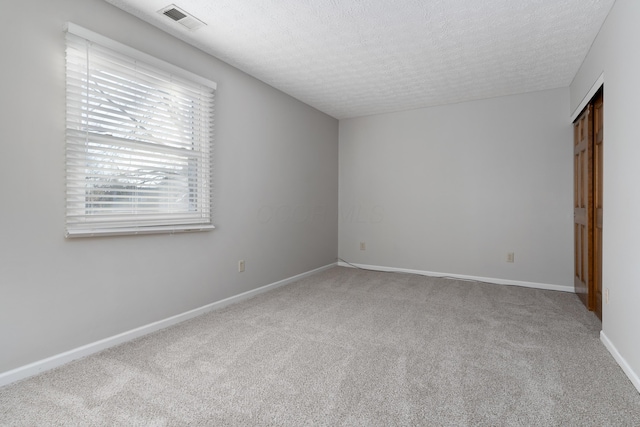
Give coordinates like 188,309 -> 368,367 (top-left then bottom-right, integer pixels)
0,0 -> 338,373
570,0 -> 640,386
339,88 -> 572,286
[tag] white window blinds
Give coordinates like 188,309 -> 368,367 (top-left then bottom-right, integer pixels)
65,24 -> 215,237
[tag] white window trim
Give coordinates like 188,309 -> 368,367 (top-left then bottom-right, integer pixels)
65,23 -> 217,90
64,23 -> 216,238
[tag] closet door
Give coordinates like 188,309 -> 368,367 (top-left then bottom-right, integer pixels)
573,106 -> 593,310
593,92 -> 604,320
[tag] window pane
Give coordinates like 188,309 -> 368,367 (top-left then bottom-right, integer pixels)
65,27 -> 215,237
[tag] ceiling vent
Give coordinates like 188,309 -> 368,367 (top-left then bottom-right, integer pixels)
158,4 -> 206,30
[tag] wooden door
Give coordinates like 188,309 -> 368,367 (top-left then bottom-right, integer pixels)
573,88 -> 604,318
593,92 -> 604,320
574,106 -> 593,309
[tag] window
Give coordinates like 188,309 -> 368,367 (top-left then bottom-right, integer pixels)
65,24 -> 215,237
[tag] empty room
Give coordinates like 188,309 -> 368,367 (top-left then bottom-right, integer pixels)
1,0 -> 639,425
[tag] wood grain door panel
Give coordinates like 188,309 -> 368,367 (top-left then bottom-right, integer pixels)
573,106 -> 592,310
593,92 -> 604,320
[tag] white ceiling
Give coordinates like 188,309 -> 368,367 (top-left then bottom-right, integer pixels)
104,0 -> 615,119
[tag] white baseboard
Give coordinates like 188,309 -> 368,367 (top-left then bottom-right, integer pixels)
0,262 -> 337,388
600,331 -> 640,394
337,261 -> 574,293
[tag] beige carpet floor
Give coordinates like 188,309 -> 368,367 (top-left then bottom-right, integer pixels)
1,266 -> 639,426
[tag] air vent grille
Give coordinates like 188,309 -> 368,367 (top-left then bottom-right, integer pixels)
163,8 -> 187,22
158,4 -> 206,30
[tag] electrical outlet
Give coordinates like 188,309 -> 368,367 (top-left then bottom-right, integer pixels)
506,252 -> 515,263
360,242 -> 366,251
605,288 -> 609,304
238,260 -> 245,273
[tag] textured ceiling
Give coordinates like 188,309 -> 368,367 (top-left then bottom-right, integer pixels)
104,0 -> 615,119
